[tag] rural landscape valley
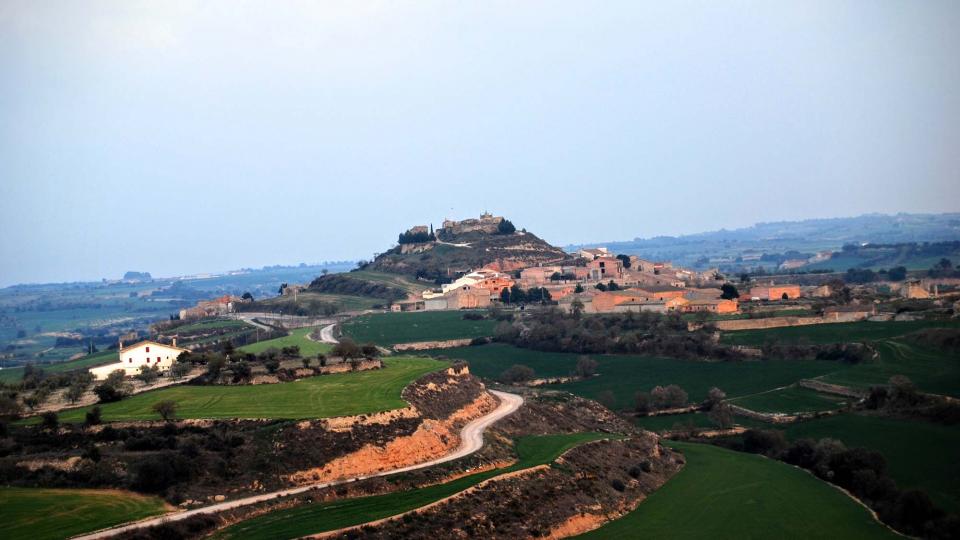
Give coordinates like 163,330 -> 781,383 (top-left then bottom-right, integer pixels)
3,3 -> 959,539
2,211 -> 959,539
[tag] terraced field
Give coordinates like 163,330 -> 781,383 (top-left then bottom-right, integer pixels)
720,319 -> 960,347
820,340 -> 960,397
435,344 -> 841,411
0,487 -> 169,540
729,385 -> 849,413
212,432 -> 614,539
238,327 -> 333,357
579,442 -> 898,539
51,357 -> 445,422
343,311 -> 496,347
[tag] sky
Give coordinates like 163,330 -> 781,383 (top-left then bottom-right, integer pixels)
1,1 -> 959,286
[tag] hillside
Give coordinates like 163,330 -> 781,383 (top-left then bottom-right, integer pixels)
364,214 -> 568,281
570,212 -> 960,269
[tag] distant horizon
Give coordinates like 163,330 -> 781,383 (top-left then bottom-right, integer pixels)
3,209 -> 957,288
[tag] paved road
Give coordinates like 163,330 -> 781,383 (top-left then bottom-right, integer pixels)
73,390 -> 523,539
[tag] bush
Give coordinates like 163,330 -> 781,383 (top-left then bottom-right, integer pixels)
498,364 -> 535,384
742,429 -> 787,456
85,406 -> 102,426
611,478 -> 626,492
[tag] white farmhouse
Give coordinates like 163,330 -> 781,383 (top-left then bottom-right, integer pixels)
89,340 -> 188,380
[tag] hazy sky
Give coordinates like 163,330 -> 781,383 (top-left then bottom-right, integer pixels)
2,1 -> 959,286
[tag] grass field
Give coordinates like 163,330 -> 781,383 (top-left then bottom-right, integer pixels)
348,270 -> 432,295
633,412 -> 769,433
0,487 -> 169,540
434,344 -> 842,410
720,319 -> 960,347
238,327 -> 333,357
0,349 -> 117,383
820,340 -> 960,397
730,385 -> 849,414
780,414 -> 960,514
212,432 -> 613,539
579,441 -> 898,539
50,357 -> 445,423
342,311 -> 497,347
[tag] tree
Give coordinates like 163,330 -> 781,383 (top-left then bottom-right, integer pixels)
242,291 -> 254,301
332,338 -> 362,359
616,254 -> 631,268
170,361 -> 191,380
739,273 -> 751,284
85,406 -> 102,426
575,356 -> 598,378
499,364 -> 534,383
66,383 -> 87,404
206,356 -> 226,378
607,280 -> 620,291
651,384 -> 688,409
264,358 -> 281,373
570,299 -> 585,319
634,391 -> 652,413
152,400 -> 177,422
499,288 -> 511,304
704,387 -> 726,407
887,266 -> 907,281
41,411 -> 59,430
707,402 -> 734,429
595,282 -> 608,292
136,365 -> 159,385
302,357 -> 312,368
720,283 -> 740,300
497,219 -> 516,234
574,283 -> 584,293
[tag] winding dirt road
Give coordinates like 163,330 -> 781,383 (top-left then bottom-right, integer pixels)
73,389 -> 523,539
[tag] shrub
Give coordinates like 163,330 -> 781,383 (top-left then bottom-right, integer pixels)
611,478 -> 626,492
498,364 -> 535,384
85,406 -> 102,426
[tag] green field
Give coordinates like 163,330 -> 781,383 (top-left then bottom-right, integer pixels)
820,340 -> 960,397
730,385 -> 849,414
213,432 -> 613,539
238,327 -> 333,357
781,414 -> 960,514
434,344 -> 842,410
342,311 -> 497,347
0,349 -> 117,383
348,270 -> 432,295
720,319 -> 960,347
50,357 -> 445,423
579,441 -> 898,539
0,487 -> 169,540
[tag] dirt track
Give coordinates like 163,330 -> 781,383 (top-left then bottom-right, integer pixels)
72,389 -> 523,539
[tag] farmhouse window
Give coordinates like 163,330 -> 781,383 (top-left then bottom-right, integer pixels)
146,346 -> 150,352
128,358 -> 132,363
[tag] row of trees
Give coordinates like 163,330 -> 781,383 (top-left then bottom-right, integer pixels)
499,285 -> 553,304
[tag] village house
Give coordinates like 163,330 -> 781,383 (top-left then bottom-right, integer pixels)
747,284 -> 801,301
89,339 -> 188,380
577,247 -> 609,260
179,295 -> 243,320
588,256 -> 624,281
679,298 -> 739,314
